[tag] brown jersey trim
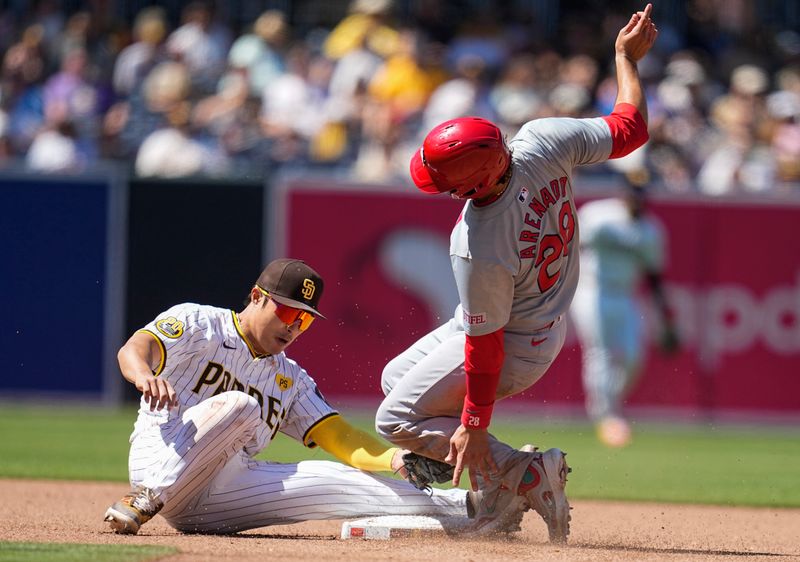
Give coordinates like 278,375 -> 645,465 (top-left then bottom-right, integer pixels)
302,412 -> 341,448
137,329 -> 166,377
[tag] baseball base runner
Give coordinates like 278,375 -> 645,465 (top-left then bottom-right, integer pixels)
375,3 -> 659,544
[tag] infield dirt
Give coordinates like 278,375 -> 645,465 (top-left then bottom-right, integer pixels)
3,479 -> 798,561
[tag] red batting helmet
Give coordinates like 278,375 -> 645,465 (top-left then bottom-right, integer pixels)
409,117 -> 511,199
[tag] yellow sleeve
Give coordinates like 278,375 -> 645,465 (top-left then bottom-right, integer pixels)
306,414 -> 398,473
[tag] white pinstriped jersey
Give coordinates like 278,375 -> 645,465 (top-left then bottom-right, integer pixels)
135,303 -> 337,454
451,117 -> 613,339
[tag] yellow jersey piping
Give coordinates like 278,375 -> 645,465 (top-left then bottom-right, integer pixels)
137,329 -> 166,376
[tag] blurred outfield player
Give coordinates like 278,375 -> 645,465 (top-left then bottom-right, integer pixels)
375,4 -> 659,543
570,178 -> 679,448
104,258 -> 508,535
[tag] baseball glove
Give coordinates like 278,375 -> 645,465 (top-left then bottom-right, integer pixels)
659,324 -> 680,355
401,452 -> 455,490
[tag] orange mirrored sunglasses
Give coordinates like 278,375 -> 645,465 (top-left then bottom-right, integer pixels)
256,287 -> 316,331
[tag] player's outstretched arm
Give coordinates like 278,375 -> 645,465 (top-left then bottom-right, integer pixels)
118,331 -> 178,411
613,3 -> 658,123
600,3 -> 658,160
307,414 -> 405,474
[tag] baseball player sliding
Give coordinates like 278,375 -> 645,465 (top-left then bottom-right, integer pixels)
376,4 -> 658,543
104,258 -> 508,535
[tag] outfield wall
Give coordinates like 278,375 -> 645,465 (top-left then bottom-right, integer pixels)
2,171 -> 798,418
0,170 -> 127,403
273,179 -> 800,417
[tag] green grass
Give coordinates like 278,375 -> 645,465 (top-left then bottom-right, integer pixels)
490,421 -> 800,507
0,407 -> 135,481
0,542 -> 175,562
0,404 -> 798,507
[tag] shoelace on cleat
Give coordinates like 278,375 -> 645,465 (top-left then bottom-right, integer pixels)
122,489 -> 159,515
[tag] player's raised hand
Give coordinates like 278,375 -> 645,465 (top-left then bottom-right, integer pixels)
616,3 -> 658,62
445,425 -> 499,491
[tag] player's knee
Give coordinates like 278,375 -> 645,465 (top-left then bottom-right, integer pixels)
213,391 -> 261,425
374,400 -> 403,443
380,359 -> 404,396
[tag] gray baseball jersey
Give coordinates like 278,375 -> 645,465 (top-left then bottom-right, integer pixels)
451,117 -> 613,338
377,116 -> 615,464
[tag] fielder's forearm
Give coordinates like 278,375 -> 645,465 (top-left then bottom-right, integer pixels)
308,414 -> 398,472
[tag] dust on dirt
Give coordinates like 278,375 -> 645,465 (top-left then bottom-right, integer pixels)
3,479 -> 798,561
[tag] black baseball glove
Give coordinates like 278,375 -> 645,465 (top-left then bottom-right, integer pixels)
401,452 -> 455,490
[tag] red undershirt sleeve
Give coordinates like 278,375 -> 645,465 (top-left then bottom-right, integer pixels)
602,102 -> 649,159
462,329 -> 505,429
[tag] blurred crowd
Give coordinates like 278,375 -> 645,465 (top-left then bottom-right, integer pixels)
0,0 -> 798,195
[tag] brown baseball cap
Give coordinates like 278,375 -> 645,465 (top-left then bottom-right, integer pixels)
256,258 -> 325,317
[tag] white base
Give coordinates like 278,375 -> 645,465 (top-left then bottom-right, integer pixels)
341,515 -> 465,540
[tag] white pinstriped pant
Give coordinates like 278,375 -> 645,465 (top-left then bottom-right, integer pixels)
128,391 -> 467,533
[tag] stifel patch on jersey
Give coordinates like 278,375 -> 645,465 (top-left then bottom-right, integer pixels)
463,309 -> 487,326
156,316 -> 184,338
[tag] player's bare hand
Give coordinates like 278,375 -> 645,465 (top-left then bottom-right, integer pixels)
615,3 -> 658,62
134,372 -> 178,411
444,425 -> 499,491
390,448 -> 410,479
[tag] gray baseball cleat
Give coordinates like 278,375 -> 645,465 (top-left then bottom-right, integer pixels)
464,445 -> 543,536
466,484 -> 527,536
104,486 -> 163,534
517,445 -> 572,543
465,445 -> 571,541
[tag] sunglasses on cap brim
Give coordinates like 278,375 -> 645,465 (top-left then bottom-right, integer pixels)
255,286 -> 316,331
